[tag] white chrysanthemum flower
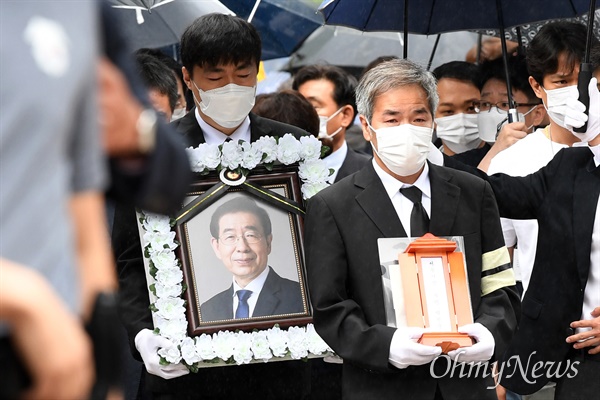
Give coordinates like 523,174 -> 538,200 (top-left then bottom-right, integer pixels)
195,333 -> 216,360
287,326 -> 308,359
240,141 -> 263,170
155,266 -> 183,288
158,343 -> 182,364
186,146 -> 206,172
181,337 -> 201,365
220,140 -> 243,170
299,136 -> 322,161
252,136 -> 278,163
306,324 -> 330,355
212,330 -> 237,361
154,282 -> 182,299
144,230 -> 177,254
142,213 -> 171,233
200,143 -> 222,169
233,332 -> 254,365
298,159 -> 331,184
276,134 -> 302,165
300,181 -> 330,200
155,297 -> 186,320
250,330 -> 273,362
266,326 -> 289,357
150,251 -> 177,271
155,316 -> 188,342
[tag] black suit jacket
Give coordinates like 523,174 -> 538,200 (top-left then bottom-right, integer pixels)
449,147 -> 600,394
113,113 -> 311,397
334,147 -> 371,183
200,267 -> 304,321
304,162 -> 520,400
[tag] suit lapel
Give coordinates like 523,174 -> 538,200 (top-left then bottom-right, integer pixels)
573,159 -> 600,287
253,267 -> 280,316
175,108 -> 205,146
249,113 -> 273,141
354,164 -> 406,237
428,163 -> 461,235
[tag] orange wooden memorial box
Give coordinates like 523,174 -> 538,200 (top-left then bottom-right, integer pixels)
398,234 -> 474,353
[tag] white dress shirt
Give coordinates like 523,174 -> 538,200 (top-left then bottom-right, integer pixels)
195,108 -> 251,145
324,141 -> 348,183
232,266 -> 270,318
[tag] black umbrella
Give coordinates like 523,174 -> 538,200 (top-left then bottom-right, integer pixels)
576,0 -> 597,133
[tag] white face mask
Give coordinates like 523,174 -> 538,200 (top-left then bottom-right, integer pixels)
193,82 -> 256,129
477,107 -> 507,142
542,85 -> 578,129
318,107 -> 343,139
368,121 -> 432,177
170,107 -> 186,121
434,113 -> 481,153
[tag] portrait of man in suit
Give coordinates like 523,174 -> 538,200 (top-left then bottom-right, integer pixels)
199,196 -> 304,321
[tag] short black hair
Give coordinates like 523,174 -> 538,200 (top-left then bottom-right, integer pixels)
136,48 -> 184,86
180,13 -> 261,75
252,90 -> 319,136
134,52 -> 178,112
433,61 -> 481,90
526,21 -> 595,85
210,197 -> 272,238
292,64 -> 358,119
480,54 -> 538,103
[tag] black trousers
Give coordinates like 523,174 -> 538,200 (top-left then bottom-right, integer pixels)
554,350 -> 600,400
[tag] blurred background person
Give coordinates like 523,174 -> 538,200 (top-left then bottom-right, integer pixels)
252,89 -> 320,136
134,51 -> 179,122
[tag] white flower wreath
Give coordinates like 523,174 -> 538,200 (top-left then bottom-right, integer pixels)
140,134 -> 334,371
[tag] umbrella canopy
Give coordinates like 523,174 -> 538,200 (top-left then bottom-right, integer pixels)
220,0 -> 324,60
109,0 -> 233,50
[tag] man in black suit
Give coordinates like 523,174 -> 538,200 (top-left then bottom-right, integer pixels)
293,64 -> 371,183
304,59 -> 520,400
200,196 -> 304,321
113,13 -> 311,399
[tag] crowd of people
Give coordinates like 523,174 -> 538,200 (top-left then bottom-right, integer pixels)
1,1 -> 599,400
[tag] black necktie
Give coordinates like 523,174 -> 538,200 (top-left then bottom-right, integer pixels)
235,290 -> 252,319
400,186 -> 430,237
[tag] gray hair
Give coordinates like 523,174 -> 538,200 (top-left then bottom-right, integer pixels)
356,59 -> 439,123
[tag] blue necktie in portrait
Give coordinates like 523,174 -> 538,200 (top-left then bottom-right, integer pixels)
235,289 -> 252,319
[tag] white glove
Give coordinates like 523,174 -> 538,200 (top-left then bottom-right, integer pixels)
135,329 -> 189,379
447,323 -> 495,363
565,77 -> 600,143
389,327 -> 442,369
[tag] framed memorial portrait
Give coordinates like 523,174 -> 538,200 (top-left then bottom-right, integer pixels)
174,166 -> 312,336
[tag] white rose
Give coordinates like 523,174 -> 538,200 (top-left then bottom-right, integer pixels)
199,143 -> 222,169
186,146 -> 206,172
287,326 -> 308,359
181,337 -> 201,365
306,324 -> 330,355
155,266 -> 183,288
299,136 -> 322,161
155,282 -> 182,298
212,330 -> 236,361
154,297 -> 185,320
233,332 -> 254,365
150,251 -> 177,271
195,333 -> 216,360
250,330 -> 273,362
158,343 -> 182,364
298,159 -> 331,184
240,141 -> 263,170
277,134 -> 302,165
142,213 -> 171,233
155,316 -> 188,342
220,140 -> 242,170
266,326 -> 289,357
144,230 -> 177,254
301,181 -> 329,200
252,136 -> 278,163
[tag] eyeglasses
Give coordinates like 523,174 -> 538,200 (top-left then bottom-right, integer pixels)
218,231 -> 263,246
477,101 -> 541,112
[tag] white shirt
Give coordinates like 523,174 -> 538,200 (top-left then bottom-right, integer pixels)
195,108 -> 251,145
232,266 -> 270,318
324,141 -> 348,183
487,129 -> 568,294
372,159 -> 431,237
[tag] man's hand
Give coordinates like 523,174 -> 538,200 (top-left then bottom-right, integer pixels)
448,323 -> 495,363
135,329 -> 190,379
566,307 -> 600,355
0,259 -> 95,400
566,77 -> 600,144
389,327 -> 442,369
477,121 -> 528,173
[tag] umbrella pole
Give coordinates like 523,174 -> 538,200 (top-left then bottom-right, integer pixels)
515,27 -> 524,56
496,0 -> 517,123
476,33 -> 482,64
403,0 -> 408,59
575,0 -> 597,133
427,34 -> 441,71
